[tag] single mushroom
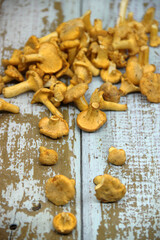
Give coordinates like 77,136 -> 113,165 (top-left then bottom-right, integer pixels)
138,46 -> 156,74
2,65 -> 24,84
119,76 -> 140,96
99,82 -> 121,103
2,70 -> 43,98
0,98 -> 19,113
31,88 -> 63,118
100,62 -> 122,84
2,49 -> 22,67
76,102 -> 107,132
91,46 -> 110,69
60,39 -> 80,51
140,72 -> 160,103
108,146 -> 126,165
141,7 -> 158,33
39,31 -> 58,44
63,83 -> 89,111
50,81 -> 67,107
73,61 -> 92,84
45,175 -> 76,205
39,146 -> 58,165
53,212 -> 77,235
39,115 -> 69,139
21,42 -> 63,74
95,174 -> 126,202
150,24 -> 160,47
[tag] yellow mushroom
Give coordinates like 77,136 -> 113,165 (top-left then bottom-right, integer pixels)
100,62 -> 122,84
39,115 -> 69,139
76,102 -> 107,132
39,146 -> 58,165
150,24 -> 160,47
95,174 -> 126,202
119,76 -> 140,96
60,39 -> 80,51
53,212 -> 77,234
0,98 -> 19,113
39,31 -> 58,44
73,61 -> 92,84
50,81 -> 67,107
108,146 -> 126,165
2,70 -> 43,98
93,175 -> 103,185
2,49 -> 22,67
99,82 -> 120,103
2,65 -> 24,84
0,76 -> 4,94
141,7 -> 158,33
31,88 -> 63,118
45,175 -> 75,205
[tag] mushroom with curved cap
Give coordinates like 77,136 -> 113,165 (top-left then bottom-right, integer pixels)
39,31 -> 58,44
73,61 -> 92,84
23,35 -> 40,54
100,62 -> 122,84
150,24 -> 160,47
2,49 -> 22,67
108,146 -> 126,165
63,83 -> 89,111
39,115 -> 69,139
95,174 -> 126,202
91,45 -> 110,69
90,89 -> 127,111
93,175 -> 103,185
21,42 -> 63,74
76,102 -> 107,132
99,82 -> 120,103
140,72 -> 160,103
2,70 -> 43,98
108,50 -> 127,68
29,64 -> 45,78
1,65 -> 24,84
31,88 -> 63,118
141,7 -> 158,33
60,39 -> 80,51
45,175 -> 75,205
0,98 -> 19,113
53,212 -> 77,234
119,76 -> 140,96
39,146 -> 58,165
50,81 -> 67,107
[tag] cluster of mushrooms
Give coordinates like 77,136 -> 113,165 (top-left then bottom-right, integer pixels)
1,4 -> 160,137
1,0 -> 160,235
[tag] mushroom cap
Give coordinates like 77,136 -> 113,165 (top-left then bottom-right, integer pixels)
37,42 -> 63,74
140,72 -> 160,103
31,88 -> 54,104
39,115 -> 69,139
53,212 -> 77,234
39,146 -> 58,165
45,175 -> 75,205
93,175 -> 103,185
95,174 -> 126,202
24,35 -> 40,50
126,56 -> 143,85
4,65 -> 24,82
100,68 -> 122,84
99,82 -> 120,103
76,102 -> 107,132
26,70 -> 43,91
108,147 -> 126,165
73,61 -> 92,84
63,83 -> 88,104
119,76 -> 140,96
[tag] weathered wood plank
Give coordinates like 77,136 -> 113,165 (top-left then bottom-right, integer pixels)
81,0 -> 160,239
0,1 -> 82,239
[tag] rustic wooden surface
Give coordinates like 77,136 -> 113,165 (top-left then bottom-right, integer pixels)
0,0 -> 160,239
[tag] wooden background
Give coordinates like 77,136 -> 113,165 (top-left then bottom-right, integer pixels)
0,0 -> 160,239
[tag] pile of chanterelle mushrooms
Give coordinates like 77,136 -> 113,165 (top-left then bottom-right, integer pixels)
0,0 -> 160,138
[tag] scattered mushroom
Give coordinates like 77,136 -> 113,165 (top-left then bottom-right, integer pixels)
95,174 -> 126,202
0,98 -> 19,113
119,76 -> 140,96
39,146 -> 58,165
53,212 -> 77,234
99,82 -> 121,103
2,65 -> 24,84
45,175 -> 76,206
141,7 -> 158,33
93,175 -> 103,185
39,115 -> 69,139
150,24 -> 160,47
108,146 -> 126,165
100,62 -> 122,84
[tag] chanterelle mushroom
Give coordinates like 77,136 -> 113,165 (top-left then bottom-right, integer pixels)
140,72 -> 160,103
95,174 -> 126,202
108,146 -> 126,165
99,82 -> 120,103
150,24 -> 160,47
39,146 -> 58,165
2,70 -> 43,98
53,212 -> 77,234
39,115 -> 69,139
76,102 -> 107,132
31,88 -> 63,118
2,65 -> 24,84
45,175 -> 76,206
119,76 -> 140,96
100,62 -> 122,84
0,98 -> 19,113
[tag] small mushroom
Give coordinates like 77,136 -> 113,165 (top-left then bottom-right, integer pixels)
39,31 -> 58,44
108,50 -> 127,68
95,174 -> 126,202
76,102 -> 107,132
39,115 -> 69,139
126,56 -> 143,86
73,61 -> 92,84
140,72 -> 160,103
0,98 -> 19,113
138,46 -> 156,74
22,42 -> 63,74
63,83 -> 89,111
91,46 -> 110,69
2,70 -> 43,98
93,175 -> 103,185
50,81 -> 67,107
108,147 -> 126,165
45,175 -> 76,205
141,7 -> 158,33
24,35 -> 40,54
99,82 -> 120,103
39,146 -> 58,165
119,76 -> 140,96
60,39 -> 80,51
2,65 -> 24,84
53,212 -> 77,235
150,24 -> 160,47
31,88 -> 63,118
2,49 -> 22,67
100,62 -> 122,84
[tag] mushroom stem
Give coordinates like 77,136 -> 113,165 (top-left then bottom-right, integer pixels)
74,96 -> 88,111
0,99 -> 19,113
43,99 -> 63,118
127,12 -> 134,22
85,102 -> 99,120
142,7 -> 155,27
22,54 -> 44,63
138,46 -> 149,66
150,24 -> 160,47
108,62 -> 116,74
100,101 -> 127,111
3,80 -> 32,98
113,38 -> 135,50
117,0 -> 128,26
